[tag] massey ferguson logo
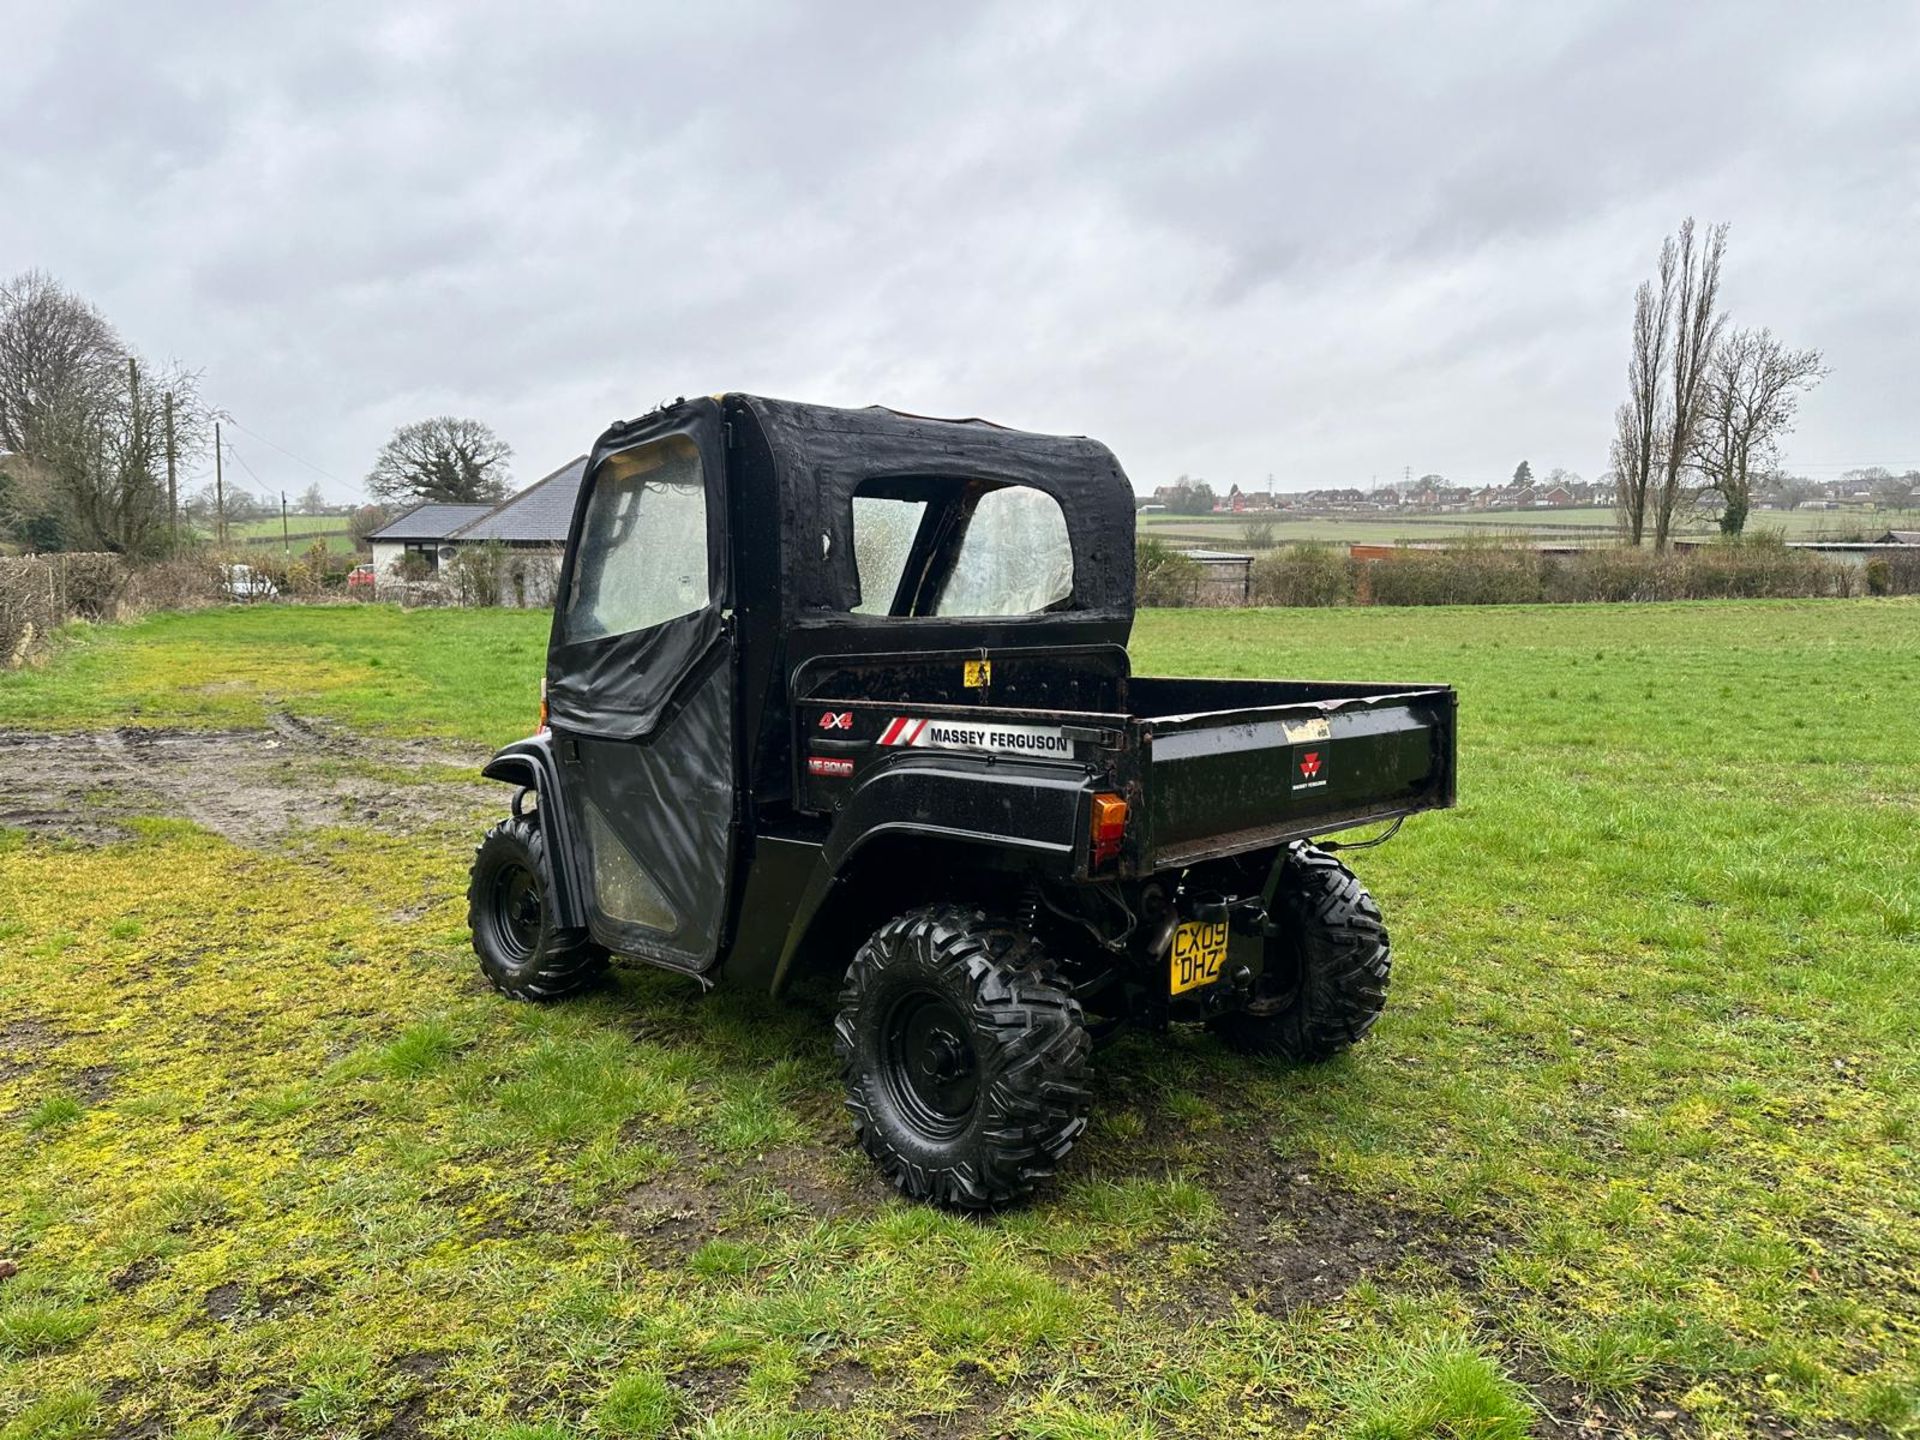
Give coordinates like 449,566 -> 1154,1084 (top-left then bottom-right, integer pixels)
817,712 -> 853,731
880,716 -> 1073,756
1293,746 -> 1328,792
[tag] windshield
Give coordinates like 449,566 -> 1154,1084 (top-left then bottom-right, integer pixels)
562,435 -> 708,642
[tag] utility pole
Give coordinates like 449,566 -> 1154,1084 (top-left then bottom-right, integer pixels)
164,393 -> 177,545
128,358 -> 146,552
214,420 -> 226,546
281,491 -> 291,557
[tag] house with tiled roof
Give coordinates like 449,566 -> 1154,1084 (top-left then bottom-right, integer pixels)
366,502 -> 494,579
445,456 -> 587,548
368,456 -> 591,605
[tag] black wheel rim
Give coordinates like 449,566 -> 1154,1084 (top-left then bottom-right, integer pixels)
489,859 -> 544,964
880,987 -> 980,1140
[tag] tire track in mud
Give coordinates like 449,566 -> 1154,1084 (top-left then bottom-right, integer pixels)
0,718 -> 495,848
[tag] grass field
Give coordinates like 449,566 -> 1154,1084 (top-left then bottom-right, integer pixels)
192,515 -> 359,558
1139,507 -> 1920,549
2,601 -> 1917,1439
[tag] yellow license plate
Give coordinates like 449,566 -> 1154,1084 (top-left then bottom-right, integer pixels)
1170,919 -> 1229,995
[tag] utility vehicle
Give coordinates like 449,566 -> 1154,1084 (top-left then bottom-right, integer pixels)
469,395 -> 1457,1208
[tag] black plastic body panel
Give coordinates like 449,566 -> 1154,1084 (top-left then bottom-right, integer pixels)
479,735 -> 590,930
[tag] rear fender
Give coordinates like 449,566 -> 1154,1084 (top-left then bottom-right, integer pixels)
766,756 -> 1089,995
481,734 -> 589,930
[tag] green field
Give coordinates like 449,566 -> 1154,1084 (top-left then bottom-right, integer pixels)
226,515 -> 353,540
2,602 -> 1917,1438
195,514 -> 359,557
1140,506 -> 1920,550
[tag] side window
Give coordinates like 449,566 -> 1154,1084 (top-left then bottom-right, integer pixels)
562,435 -> 708,642
936,486 -> 1072,617
851,495 -> 927,614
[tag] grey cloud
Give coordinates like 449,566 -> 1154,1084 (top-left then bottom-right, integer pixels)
1,0 -> 1914,502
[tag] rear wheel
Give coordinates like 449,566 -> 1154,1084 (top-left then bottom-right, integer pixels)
835,906 -> 1091,1209
1209,843 -> 1390,1061
468,814 -> 607,1001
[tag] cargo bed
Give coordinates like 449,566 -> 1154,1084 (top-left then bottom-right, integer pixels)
793,656 -> 1455,876
1119,676 -> 1456,869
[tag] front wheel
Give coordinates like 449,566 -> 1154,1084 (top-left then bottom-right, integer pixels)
834,906 -> 1092,1209
1209,842 -> 1391,1061
468,814 -> 607,1001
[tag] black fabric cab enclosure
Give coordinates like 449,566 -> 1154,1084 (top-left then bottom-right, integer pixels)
538,393 -> 1139,978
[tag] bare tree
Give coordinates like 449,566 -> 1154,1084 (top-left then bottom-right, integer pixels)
349,502 -> 393,549
1610,240 -> 1676,545
296,481 -> 328,515
0,271 -> 209,554
366,417 -> 512,505
1651,219 -> 1729,550
35,355 -> 207,555
0,270 -> 124,461
1693,328 -> 1824,535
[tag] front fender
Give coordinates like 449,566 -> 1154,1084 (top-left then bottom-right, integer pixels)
481,733 -> 589,930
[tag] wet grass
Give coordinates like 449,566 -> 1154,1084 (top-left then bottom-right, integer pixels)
1,599 -> 1917,1437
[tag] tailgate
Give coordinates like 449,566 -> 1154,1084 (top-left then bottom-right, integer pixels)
1135,678 -> 1455,868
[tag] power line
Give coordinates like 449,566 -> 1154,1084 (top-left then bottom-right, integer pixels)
220,417 -> 351,493
223,440 -> 265,489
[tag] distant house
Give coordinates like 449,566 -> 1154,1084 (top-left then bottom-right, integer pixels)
366,456 -> 589,604
1541,486 -> 1575,507
1875,530 -> 1920,546
366,502 -> 494,580
442,456 -> 587,552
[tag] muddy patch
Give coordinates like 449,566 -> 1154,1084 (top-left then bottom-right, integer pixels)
0,1015 -> 64,1083
1195,1147 -> 1510,1313
0,721 -> 495,847
1520,1362 -> 1702,1440
796,1358 -> 873,1411
110,1256 -> 160,1293
921,1372 -> 1019,1439
743,1142 -> 879,1219
675,1362 -> 744,1418
371,1393 -> 430,1439
370,1353 -> 448,1440
65,1062 -> 116,1104
202,1281 -> 247,1324
602,1177 -> 725,1258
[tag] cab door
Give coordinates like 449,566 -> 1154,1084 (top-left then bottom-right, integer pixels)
541,409 -> 735,973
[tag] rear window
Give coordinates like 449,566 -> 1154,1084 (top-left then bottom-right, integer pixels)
562,436 -> 708,642
935,485 -> 1072,616
847,480 -> 1072,618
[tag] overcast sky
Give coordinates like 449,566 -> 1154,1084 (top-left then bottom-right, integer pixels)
3,1 -> 1915,502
